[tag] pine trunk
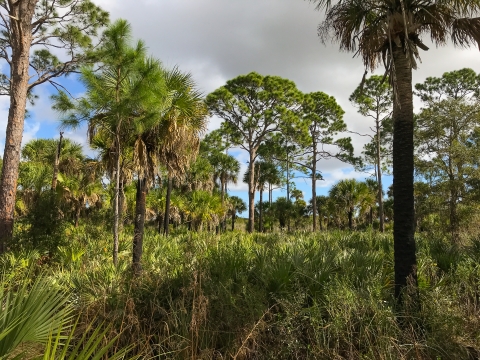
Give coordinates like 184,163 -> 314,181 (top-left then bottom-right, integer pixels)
247,153 -> 256,233
259,189 -> 263,232
112,134 -> 121,266
0,1 -> 37,253
376,118 -> 385,232
133,178 -> 147,274
392,45 -> 418,301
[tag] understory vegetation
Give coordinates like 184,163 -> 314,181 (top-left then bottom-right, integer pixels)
3,226 -> 479,359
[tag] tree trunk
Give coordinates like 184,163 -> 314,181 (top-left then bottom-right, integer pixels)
118,180 -> 125,231
247,153 -> 256,233
112,134 -> 121,266
348,207 -> 354,230
75,204 -> 81,228
259,189 -> 263,232
163,174 -> 173,236
311,146 -> 317,232
51,132 -> 64,191
133,177 -> 147,274
450,188 -> 459,245
0,1 -> 37,253
392,44 -> 418,302
220,177 -> 225,233
232,212 -> 235,231
376,118 -> 385,232
158,213 -> 164,234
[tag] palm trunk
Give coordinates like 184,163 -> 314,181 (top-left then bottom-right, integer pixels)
247,153 -> 256,233
133,177 -> 147,274
163,174 -> 173,236
232,211 -> 235,231
376,118 -> 385,232
348,207 -> 354,230
0,1 -> 36,253
392,44 -> 417,301
51,132 -> 64,191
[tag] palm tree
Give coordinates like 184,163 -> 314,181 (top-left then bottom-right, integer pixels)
329,179 -> 371,230
156,69 -> 208,237
210,152 -> 240,231
228,196 -> 247,231
309,0 -> 480,299
54,20 -> 166,266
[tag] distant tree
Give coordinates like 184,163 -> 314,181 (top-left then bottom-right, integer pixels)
206,72 -> 302,232
415,69 -> 480,243
0,0 -> 108,252
228,196 -> 246,231
297,91 -> 355,232
329,179 -> 372,230
350,76 -> 393,232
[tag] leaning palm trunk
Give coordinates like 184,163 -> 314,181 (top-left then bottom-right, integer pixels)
133,177 -> 147,274
392,45 -> 417,301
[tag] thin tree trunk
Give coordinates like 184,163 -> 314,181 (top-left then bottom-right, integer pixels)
348,207 -> 354,230
0,1 -> 36,253
247,153 -> 256,233
112,135 -> 121,266
51,132 -> 64,191
392,44 -> 417,302
118,180 -> 125,231
133,177 -> 147,274
164,174 -> 173,236
220,177 -> 225,234
232,212 -> 235,231
75,205 -> 81,228
259,188 -> 263,232
312,145 -> 317,232
158,214 -> 163,234
376,118 -> 385,232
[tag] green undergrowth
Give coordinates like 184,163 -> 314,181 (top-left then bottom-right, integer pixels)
2,227 -> 480,359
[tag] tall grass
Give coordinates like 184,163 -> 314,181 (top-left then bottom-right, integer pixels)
2,226 -> 480,359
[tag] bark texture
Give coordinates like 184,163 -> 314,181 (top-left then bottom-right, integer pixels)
392,45 -> 418,301
0,1 -> 37,253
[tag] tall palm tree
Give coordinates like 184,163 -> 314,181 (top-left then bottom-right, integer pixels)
310,0 -> 480,299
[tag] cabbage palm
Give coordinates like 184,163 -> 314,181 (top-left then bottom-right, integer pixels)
227,195 -> 247,231
156,68 -> 208,238
329,179 -> 371,230
54,20 -> 166,266
310,0 -> 480,299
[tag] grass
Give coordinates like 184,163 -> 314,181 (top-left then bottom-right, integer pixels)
1,226 -> 480,359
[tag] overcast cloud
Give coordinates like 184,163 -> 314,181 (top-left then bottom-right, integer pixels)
3,0 -> 480,200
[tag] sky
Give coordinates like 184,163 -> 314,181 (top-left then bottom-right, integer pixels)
2,0 -> 480,209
